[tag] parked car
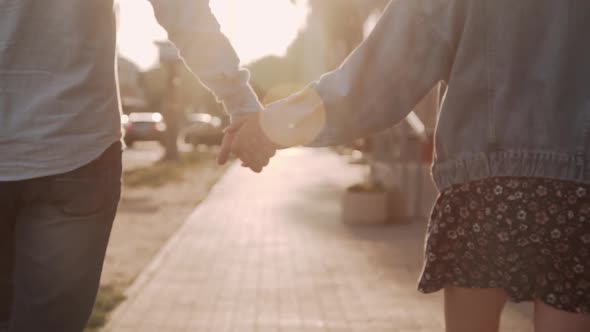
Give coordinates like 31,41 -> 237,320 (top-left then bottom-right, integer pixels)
182,113 -> 224,147
122,112 -> 167,147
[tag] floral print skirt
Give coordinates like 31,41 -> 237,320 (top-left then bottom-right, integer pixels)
418,177 -> 590,314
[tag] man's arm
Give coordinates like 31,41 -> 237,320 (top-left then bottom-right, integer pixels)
149,0 -> 262,117
261,0 -> 466,147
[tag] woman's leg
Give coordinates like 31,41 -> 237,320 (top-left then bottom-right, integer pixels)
534,300 -> 590,332
444,286 -> 508,332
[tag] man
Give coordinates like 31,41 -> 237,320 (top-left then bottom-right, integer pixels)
0,1 -> 260,331
220,0 -> 590,331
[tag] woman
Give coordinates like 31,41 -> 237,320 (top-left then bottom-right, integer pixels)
222,0 -> 590,331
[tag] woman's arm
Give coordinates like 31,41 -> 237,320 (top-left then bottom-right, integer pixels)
262,0 -> 466,147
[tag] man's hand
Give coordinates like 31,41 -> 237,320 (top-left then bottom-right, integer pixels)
217,113 -> 249,166
217,113 -> 278,173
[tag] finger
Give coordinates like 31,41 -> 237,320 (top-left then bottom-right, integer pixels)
255,149 -> 274,165
240,159 -> 257,171
230,127 -> 246,153
250,163 -> 263,173
252,145 -> 273,162
234,139 -> 256,160
262,146 -> 276,159
252,149 -> 272,166
217,132 -> 235,165
236,148 -> 254,167
260,157 -> 270,169
240,155 -> 258,169
251,154 -> 271,172
240,151 -> 268,173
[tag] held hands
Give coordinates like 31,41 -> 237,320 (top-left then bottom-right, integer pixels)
217,112 -> 278,173
217,88 -> 327,173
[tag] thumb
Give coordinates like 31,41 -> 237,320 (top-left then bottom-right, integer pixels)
217,131 -> 235,165
223,116 -> 249,134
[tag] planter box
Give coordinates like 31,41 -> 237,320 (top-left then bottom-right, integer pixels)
341,190 -> 389,225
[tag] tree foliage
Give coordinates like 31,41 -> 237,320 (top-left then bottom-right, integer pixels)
248,0 -> 389,102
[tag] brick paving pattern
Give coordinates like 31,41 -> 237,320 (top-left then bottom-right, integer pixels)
104,148 -> 533,332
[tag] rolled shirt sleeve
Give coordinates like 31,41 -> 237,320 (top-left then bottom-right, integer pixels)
262,0 -> 464,147
149,0 -> 262,117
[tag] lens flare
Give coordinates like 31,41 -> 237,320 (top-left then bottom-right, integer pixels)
260,87 -> 327,147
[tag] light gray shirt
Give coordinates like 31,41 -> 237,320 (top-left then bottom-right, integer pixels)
0,0 -> 261,181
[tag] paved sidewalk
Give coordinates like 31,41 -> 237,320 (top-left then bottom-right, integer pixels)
104,148 -> 532,332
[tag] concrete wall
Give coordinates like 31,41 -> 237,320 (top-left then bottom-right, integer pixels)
367,86 -> 442,221
371,161 -> 438,221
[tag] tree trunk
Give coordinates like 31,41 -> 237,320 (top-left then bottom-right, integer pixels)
160,62 -> 181,162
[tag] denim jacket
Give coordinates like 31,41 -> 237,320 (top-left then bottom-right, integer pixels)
265,0 -> 590,191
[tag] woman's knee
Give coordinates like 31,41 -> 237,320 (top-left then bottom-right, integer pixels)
444,286 -> 508,332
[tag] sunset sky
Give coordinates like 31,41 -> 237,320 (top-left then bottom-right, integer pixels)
116,0 -> 308,70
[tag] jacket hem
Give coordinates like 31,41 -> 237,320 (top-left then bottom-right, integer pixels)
432,151 -> 590,191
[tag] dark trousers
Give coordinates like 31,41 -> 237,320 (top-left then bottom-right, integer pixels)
0,143 -> 122,332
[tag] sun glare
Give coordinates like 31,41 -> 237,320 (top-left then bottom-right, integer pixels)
117,0 -> 308,70
116,0 -> 167,70
209,0 -> 308,65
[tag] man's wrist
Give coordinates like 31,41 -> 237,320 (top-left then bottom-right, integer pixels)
229,110 -> 259,123
224,87 -> 264,121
